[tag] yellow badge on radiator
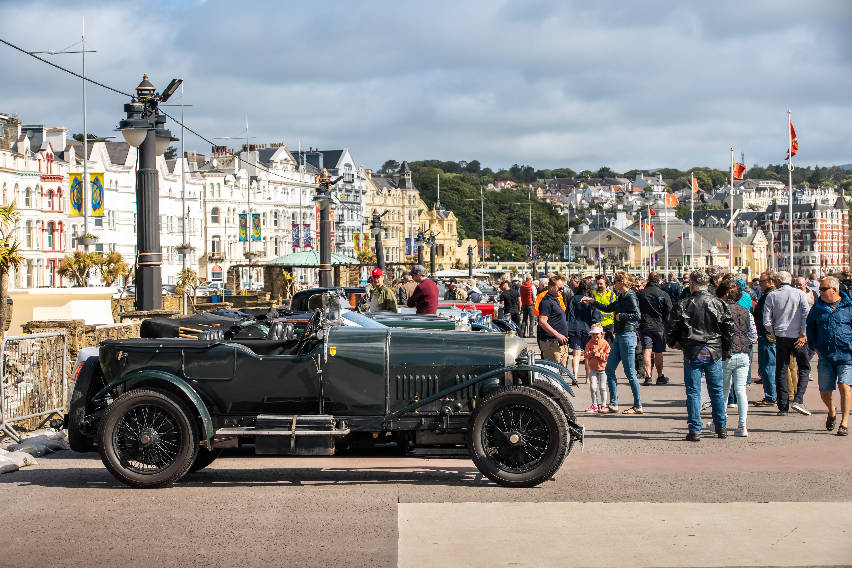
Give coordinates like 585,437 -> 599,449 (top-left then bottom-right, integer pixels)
329,346 -> 337,356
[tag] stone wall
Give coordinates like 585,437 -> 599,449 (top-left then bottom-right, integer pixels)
113,295 -> 182,321
22,319 -> 145,381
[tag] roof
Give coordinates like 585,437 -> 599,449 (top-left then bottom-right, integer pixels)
266,250 -> 360,267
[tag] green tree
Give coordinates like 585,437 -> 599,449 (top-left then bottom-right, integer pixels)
95,251 -> 128,286
58,251 -> 101,287
175,268 -> 199,305
0,203 -> 24,335
163,146 -> 178,160
72,133 -> 98,142
380,159 -> 400,174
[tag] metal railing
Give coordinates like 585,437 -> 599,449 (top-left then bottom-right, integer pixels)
0,332 -> 67,442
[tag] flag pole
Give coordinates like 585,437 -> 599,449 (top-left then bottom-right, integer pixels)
690,172 -> 695,270
648,205 -> 652,276
787,109 -> 794,274
730,147 -> 734,272
664,193 -> 669,279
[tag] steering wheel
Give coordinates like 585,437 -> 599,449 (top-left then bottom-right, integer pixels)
295,309 -> 323,356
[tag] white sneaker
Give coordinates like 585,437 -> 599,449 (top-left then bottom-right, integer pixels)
791,403 -> 811,416
735,427 -> 748,437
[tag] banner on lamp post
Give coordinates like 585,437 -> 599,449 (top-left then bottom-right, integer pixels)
251,213 -> 261,241
238,213 -> 248,242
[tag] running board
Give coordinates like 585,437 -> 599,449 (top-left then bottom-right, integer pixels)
214,427 -> 351,436
215,414 -> 350,437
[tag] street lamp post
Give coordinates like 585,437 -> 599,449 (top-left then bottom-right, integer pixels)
416,231 -> 425,265
117,74 -> 181,310
468,245 -> 474,278
314,168 -> 340,288
429,235 -> 437,276
370,211 -> 386,271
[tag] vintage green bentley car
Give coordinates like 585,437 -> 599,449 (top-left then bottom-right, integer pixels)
67,294 -> 584,488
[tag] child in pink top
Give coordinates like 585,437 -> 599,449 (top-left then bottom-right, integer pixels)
584,325 -> 610,412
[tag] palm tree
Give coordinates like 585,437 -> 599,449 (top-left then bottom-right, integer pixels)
0,203 -> 24,334
58,251 -> 100,287
95,251 -> 128,287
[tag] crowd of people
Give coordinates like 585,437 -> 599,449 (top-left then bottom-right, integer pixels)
510,268 -> 850,441
362,262 -> 851,442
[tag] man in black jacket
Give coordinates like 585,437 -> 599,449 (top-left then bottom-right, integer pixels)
638,272 -> 673,386
667,270 -> 735,441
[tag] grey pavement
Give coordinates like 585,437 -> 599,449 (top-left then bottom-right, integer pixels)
1,346 -> 849,567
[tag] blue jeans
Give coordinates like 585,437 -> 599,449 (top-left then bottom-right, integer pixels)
816,357 -> 852,391
757,336 -> 777,403
722,353 -> 749,429
606,331 -> 641,408
683,357 -> 725,434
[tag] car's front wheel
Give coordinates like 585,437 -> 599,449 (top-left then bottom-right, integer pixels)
97,389 -> 198,488
468,386 -> 568,487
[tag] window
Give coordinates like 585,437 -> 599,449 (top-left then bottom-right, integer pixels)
25,221 -> 33,248
47,222 -> 55,249
211,207 -> 220,224
211,235 -> 221,253
273,211 -> 279,227
24,187 -> 31,207
47,190 -> 54,210
95,217 -> 103,228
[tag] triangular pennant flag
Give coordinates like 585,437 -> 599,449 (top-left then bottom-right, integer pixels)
733,162 -> 746,179
666,193 -> 679,207
689,177 -> 699,193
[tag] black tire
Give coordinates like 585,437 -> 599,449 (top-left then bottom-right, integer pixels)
68,357 -> 102,452
188,448 -> 222,473
97,389 -> 199,488
468,386 -> 568,488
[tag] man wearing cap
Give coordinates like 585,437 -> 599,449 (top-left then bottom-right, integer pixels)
407,264 -> 439,314
365,268 -> 397,312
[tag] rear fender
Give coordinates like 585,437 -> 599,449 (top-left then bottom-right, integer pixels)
93,369 -> 214,444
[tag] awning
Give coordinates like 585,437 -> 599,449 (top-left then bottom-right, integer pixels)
266,249 -> 360,267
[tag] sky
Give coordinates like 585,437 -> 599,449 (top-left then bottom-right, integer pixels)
2,0 -> 850,173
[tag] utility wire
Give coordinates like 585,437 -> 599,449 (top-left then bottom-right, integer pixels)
1,36 -> 321,188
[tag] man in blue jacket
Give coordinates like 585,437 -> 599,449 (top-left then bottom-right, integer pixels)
805,277 -> 851,436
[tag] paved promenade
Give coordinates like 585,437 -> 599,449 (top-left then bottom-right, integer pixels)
1,347 -> 849,567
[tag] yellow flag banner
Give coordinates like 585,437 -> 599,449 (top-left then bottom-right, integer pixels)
68,172 -> 105,217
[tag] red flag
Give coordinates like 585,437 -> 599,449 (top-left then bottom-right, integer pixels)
678,235 -> 683,241
733,162 -> 746,179
785,122 -> 798,160
689,177 -> 699,193
717,240 -> 722,248
649,208 -> 656,215
665,193 -> 679,207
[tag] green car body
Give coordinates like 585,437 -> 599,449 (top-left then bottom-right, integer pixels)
69,297 -> 583,488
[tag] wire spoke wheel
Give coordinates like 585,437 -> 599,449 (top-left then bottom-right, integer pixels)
113,404 -> 182,474
482,403 -> 551,474
98,389 -> 198,488
469,386 -> 569,487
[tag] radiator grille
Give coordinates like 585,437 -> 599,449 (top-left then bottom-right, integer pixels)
454,374 -> 480,400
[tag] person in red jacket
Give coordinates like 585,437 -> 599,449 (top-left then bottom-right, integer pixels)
407,264 -> 438,314
519,275 -> 537,337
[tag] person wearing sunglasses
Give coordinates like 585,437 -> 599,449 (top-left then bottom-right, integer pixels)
805,277 -> 851,436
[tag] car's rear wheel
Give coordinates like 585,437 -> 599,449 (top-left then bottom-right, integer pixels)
97,389 -> 198,488
468,386 -> 568,488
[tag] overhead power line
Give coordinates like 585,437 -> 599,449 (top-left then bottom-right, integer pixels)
0,36 -> 320,188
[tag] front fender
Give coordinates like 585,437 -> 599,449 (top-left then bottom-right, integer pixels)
93,369 -> 214,445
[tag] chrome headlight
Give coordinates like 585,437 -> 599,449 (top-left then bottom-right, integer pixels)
504,334 -> 526,366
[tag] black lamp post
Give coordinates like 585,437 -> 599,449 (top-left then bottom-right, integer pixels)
370,212 -> 386,271
117,74 -> 181,311
314,168 -> 341,287
468,245 -> 474,278
416,231 -> 425,266
429,235 -> 437,276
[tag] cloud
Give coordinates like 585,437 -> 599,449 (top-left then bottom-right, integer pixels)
1,0 -> 850,172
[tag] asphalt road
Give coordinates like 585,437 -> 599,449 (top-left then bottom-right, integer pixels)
1,346 -> 850,567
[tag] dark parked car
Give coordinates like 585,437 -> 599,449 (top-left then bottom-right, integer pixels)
67,293 -> 583,489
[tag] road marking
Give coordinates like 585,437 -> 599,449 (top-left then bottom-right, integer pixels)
398,501 -> 852,567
